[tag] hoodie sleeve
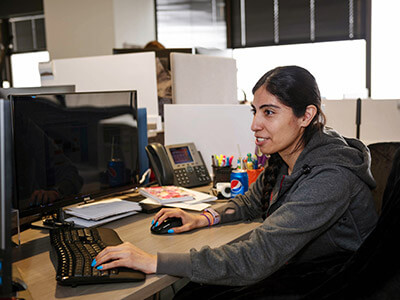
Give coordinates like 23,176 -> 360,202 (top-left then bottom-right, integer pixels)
157,166 -> 356,286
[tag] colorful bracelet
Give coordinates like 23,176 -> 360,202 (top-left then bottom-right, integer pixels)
204,208 -> 220,225
200,213 -> 211,226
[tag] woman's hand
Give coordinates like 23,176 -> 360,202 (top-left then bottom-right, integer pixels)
152,208 -> 209,234
92,242 -> 156,274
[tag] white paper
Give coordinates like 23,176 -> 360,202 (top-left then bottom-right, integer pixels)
65,211 -> 138,228
65,198 -> 141,221
140,198 -> 211,211
179,187 -> 217,204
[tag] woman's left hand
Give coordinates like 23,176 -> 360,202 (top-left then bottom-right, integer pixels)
92,242 -> 157,274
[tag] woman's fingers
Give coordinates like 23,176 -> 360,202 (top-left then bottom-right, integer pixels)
169,223 -> 193,233
94,244 -> 128,266
93,242 -> 157,274
153,208 -> 185,226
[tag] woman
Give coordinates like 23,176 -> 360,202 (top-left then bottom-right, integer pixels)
93,66 -> 378,292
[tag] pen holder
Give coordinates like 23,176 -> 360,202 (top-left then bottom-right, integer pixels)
247,168 -> 264,186
212,165 -> 233,187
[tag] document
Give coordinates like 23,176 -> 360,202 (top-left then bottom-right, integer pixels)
65,211 -> 139,228
65,198 -> 142,221
140,198 -> 211,211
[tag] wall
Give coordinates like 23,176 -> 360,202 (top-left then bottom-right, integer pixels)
113,0 -> 155,48
43,0 -> 156,59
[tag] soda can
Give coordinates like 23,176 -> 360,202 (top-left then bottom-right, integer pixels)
230,169 -> 249,198
108,159 -> 125,187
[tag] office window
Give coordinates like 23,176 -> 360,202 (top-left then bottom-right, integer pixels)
371,0 -> 400,99
233,40 -> 366,100
10,51 -> 49,87
9,14 -> 46,53
227,0 -> 368,48
156,0 -> 227,49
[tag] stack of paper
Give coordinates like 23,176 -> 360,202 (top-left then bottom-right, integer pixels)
64,198 -> 142,227
139,186 -> 217,211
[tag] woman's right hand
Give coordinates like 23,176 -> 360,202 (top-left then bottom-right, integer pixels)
152,208 -> 209,234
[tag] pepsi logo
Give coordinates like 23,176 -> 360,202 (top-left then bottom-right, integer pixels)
108,167 -> 117,177
231,179 -> 242,192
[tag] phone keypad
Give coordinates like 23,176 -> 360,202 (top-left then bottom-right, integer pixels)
174,168 -> 190,186
174,166 -> 211,187
194,166 -> 211,183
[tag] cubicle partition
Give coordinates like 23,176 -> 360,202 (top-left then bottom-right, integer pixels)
164,104 -> 254,175
170,53 -> 238,105
322,98 -> 400,145
359,99 -> 400,145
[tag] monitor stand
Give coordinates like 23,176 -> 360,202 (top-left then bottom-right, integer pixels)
30,208 -> 74,230
12,265 -> 32,299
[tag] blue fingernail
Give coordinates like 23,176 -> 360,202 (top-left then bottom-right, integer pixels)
151,219 -> 154,225
96,265 -> 103,270
168,229 -> 174,234
155,221 -> 159,227
91,259 -> 96,267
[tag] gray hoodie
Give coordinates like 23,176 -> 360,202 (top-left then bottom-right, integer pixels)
157,128 -> 378,286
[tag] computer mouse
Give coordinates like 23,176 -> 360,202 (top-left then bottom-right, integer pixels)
151,217 -> 183,235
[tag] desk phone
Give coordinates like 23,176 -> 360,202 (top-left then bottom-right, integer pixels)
145,142 -> 211,188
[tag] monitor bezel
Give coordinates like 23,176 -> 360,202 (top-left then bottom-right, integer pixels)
0,98 -> 13,297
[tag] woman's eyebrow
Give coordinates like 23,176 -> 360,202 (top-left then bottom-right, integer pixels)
259,104 -> 281,110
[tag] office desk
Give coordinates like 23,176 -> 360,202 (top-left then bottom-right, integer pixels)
12,204 -> 262,300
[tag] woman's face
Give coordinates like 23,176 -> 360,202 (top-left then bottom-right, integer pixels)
251,87 -> 306,158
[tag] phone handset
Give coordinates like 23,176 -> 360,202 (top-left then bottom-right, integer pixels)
145,143 -> 175,185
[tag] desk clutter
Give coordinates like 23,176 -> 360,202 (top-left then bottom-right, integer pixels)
64,198 -> 142,228
212,152 -> 268,198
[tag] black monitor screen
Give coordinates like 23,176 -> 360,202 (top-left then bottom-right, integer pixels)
11,91 -> 139,218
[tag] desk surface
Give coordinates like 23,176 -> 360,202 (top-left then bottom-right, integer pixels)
13,199 -> 261,300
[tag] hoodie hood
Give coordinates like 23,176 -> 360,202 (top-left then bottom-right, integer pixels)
292,127 -> 376,189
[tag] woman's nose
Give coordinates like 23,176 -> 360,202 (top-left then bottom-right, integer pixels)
251,114 -> 261,132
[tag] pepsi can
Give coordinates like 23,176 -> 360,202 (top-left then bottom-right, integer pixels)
230,169 -> 249,198
108,159 -> 125,187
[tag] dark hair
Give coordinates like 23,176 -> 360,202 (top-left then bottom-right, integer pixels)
253,66 -> 326,212
144,40 -> 166,50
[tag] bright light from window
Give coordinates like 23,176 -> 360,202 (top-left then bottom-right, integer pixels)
371,0 -> 400,99
233,40 -> 367,101
11,51 -> 50,87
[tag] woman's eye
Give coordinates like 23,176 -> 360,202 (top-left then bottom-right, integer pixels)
265,109 -> 274,116
250,108 -> 256,115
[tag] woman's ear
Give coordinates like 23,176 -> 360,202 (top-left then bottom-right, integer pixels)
300,105 -> 317,128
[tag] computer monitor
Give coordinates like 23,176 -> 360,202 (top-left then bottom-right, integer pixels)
0,85 -> 75,100
10,91 -> 141,222
0,99 -> 13,297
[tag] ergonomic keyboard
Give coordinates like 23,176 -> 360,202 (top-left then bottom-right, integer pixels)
49,227 -> 145,286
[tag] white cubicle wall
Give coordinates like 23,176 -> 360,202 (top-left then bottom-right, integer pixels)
322,99 -> 358,138
360,99 -> 400,145
39,52 -> 160,128
322,98 -> 400,145
170,53 -> 238,105
164,104 -> 254,175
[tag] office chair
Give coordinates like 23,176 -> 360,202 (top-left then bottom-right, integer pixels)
368,142 -> 400,214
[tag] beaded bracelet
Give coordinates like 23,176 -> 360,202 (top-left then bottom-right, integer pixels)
200,213 -> 212,226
